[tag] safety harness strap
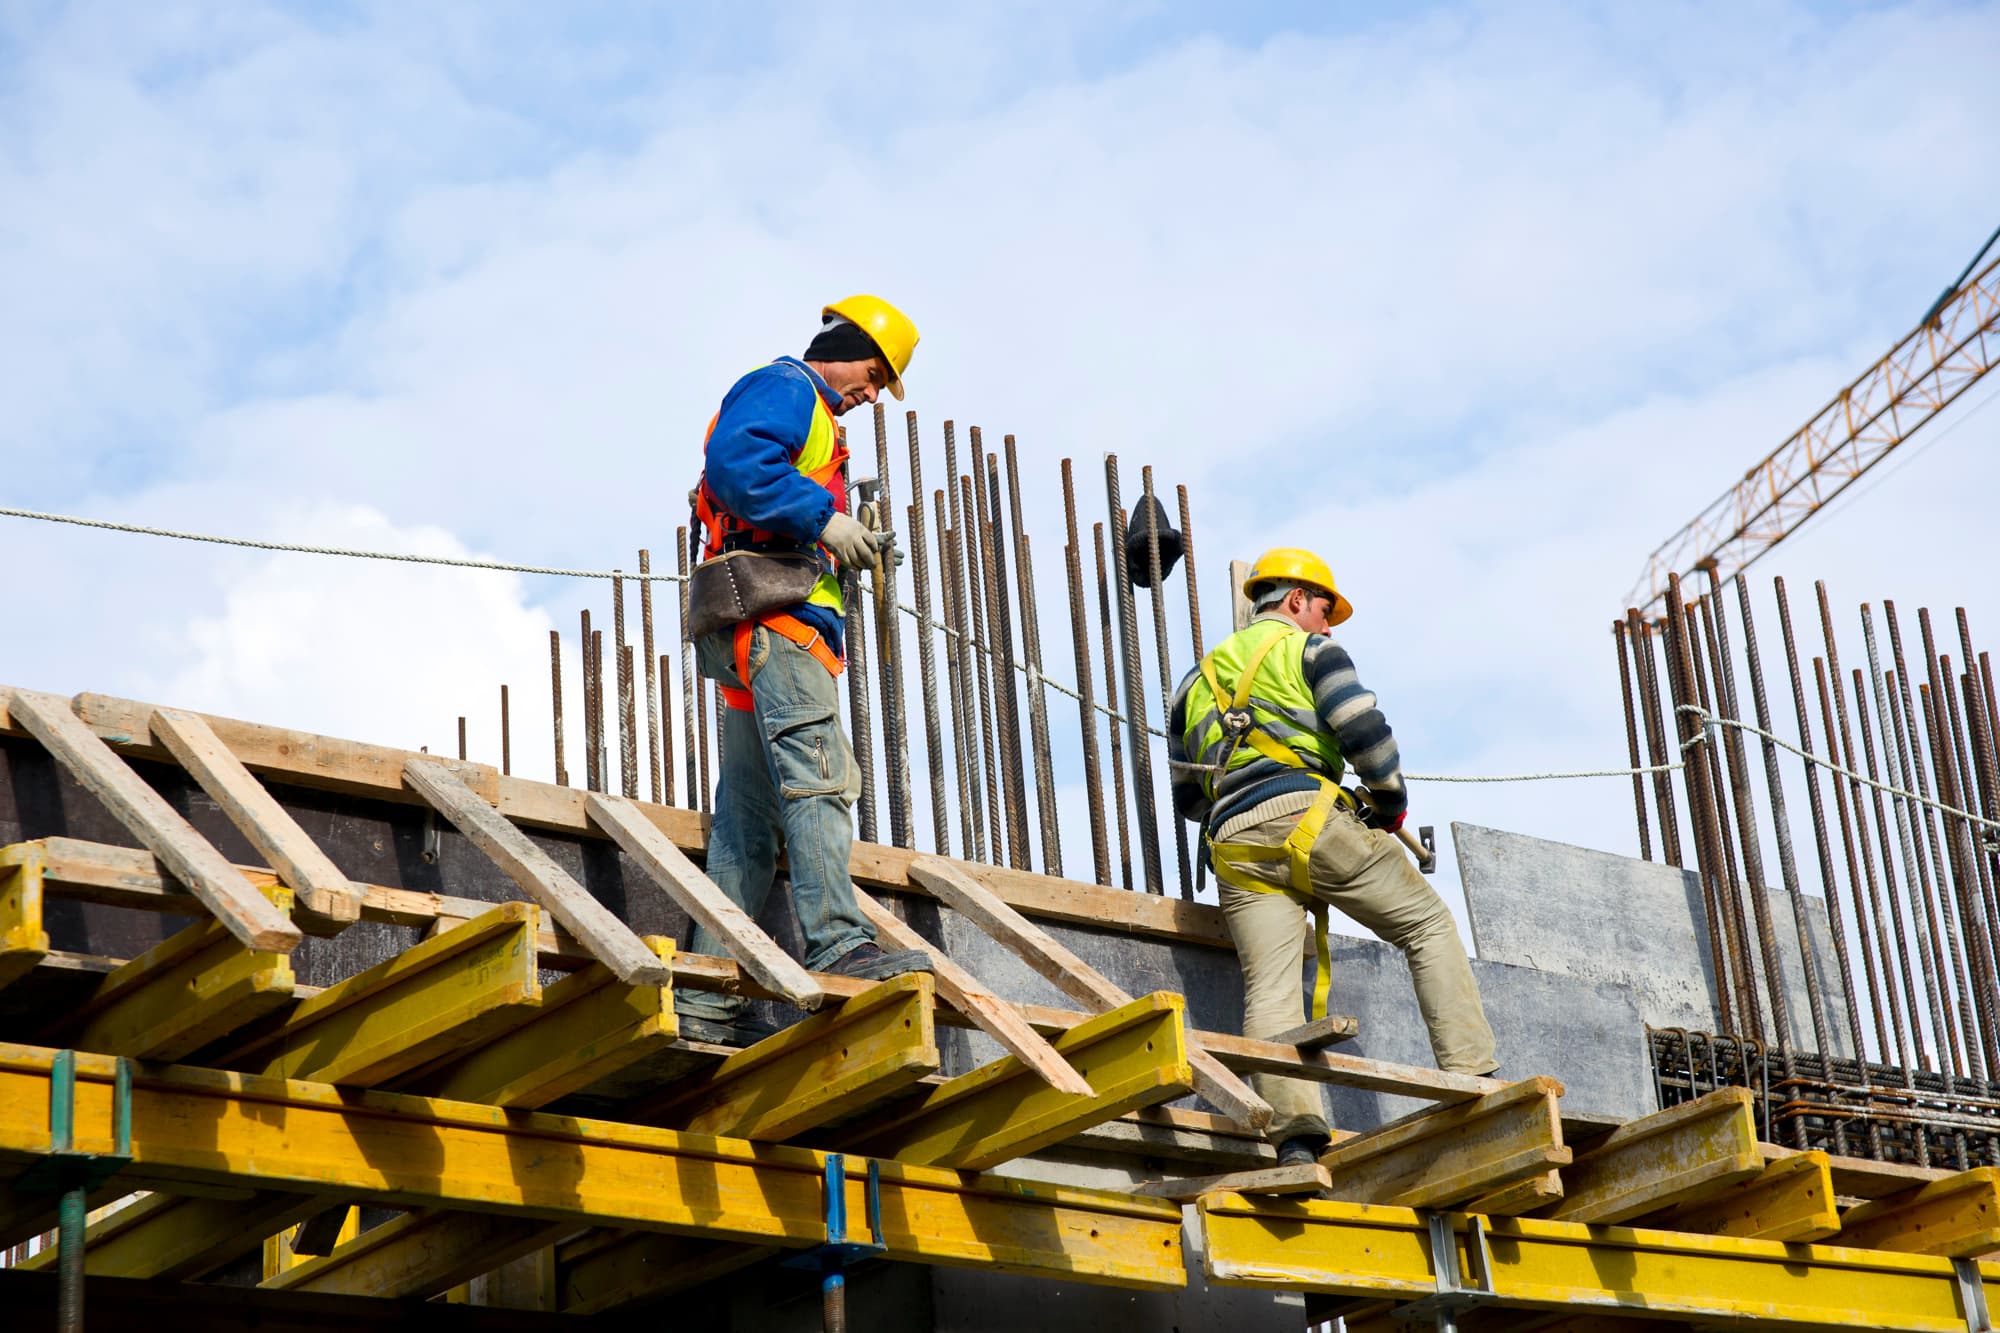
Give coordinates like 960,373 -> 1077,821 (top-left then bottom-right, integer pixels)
719,614 -> 846,712
1208,779 -> 1352,1021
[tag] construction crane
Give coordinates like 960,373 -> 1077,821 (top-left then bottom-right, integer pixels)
1628,233 -> 2000,612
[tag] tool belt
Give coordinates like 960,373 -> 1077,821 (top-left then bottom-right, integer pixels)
685,548 -> 825,642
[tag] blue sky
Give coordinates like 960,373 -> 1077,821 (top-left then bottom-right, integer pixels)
3,0 -> 1997,929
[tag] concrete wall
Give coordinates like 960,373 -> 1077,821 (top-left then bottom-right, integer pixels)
1455,822 -> 1856,1058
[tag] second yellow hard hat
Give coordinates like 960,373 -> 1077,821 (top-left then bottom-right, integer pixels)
1245,547 -> 1353,626
824,294 -> 919,400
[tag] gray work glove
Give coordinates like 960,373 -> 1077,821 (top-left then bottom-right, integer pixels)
821,510 -> 879,571
871,528 -> 906,569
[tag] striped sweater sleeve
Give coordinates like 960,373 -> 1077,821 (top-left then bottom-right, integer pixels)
1301,635 -> 1407,823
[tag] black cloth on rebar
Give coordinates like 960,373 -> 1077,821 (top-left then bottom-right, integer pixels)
1123,492 -> 1184,587
804,318 -> 883,364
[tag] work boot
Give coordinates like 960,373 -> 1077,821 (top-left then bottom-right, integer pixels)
824,941 -> 933,982
675,1010 -> 779,1048
1276,1135 -> 1329,1169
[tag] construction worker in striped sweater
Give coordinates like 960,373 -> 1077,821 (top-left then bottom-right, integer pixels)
1168,547 -> 1498,1166
676,296 -> 933,1045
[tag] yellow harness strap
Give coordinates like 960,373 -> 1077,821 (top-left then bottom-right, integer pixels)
1197,629 -> 1351,1021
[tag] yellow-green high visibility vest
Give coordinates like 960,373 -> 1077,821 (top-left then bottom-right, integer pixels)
1181,618 -> 1345,801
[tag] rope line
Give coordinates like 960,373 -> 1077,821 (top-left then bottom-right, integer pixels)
9,502 -> 2000,835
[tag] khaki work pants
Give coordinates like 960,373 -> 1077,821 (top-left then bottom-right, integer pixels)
1218,799 -> 1498,1144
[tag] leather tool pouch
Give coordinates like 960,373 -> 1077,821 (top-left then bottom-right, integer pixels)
686,550 -> 822,640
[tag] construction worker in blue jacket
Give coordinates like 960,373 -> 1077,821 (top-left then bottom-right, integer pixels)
676,295 -> 932,1044
1168,547 -> 1497,1166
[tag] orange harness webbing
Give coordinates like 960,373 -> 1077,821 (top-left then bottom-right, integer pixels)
718,613 -> 846,711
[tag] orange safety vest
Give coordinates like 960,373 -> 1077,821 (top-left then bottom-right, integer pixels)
691,365 -> 849,709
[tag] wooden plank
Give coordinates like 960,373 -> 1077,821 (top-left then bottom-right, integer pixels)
629,972 -> 938,1140
1839,1167 -> 2000,1257
1268,1015 -> 1358,1050
14,1189 -> 332,1280
1192,1029 -> 1501,1102
1469,1169 -> 1565,1216
60,887 -> 296,1059
910,856 -> 1272,1131
408,937 -> 677,1109
1543,1087 -> 1762,1224
1066,1105 -> 1275,1168
847,990 -> 1194,1171
217,901 -> 542,1085
5,689 -> 299,953
1642,1150 -> 1839,1243
265,1210 -> 576,1299
1317,1076 -> 1571,1209
1135,1162 -> 1330,1201
854,887 -> 1093,1097
585,791 -> 823,1009
403,758 -> 669,988
0,843 -> 50,990
150,707 -> 364,933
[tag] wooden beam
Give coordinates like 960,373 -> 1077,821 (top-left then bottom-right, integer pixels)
265,1210 -> 577,1299
149,707 -> 364,933
847,990 -> 1194,1171
1469,1169 -> 1565,1216
5,689 -> 299,953
1066,1105 -> 1275,1169
630,972 -> 938,1140
217,901 -> 542,1085
1317,1076 -> 1571,1209
1641,1149 -> 1839,1244
0,1042 -> 1190,1290
557,1232 -> 775,1314
910,856 -> 1271,1131
15,1189 -> 332,1280
1192,1029 -> 1501,1102
1135,1162 -> 1330,1201
59,887 -> 296,1059
0,843 -> 50,990
854,887 -> 1093,1097
408,936 -> 676,1109
403,758 -> 669,988
1839,1167 -> 2000,1257
585,791 -> 823,1009
1268,1015 -> 1358,1050
1543,1088 -> 1762,1224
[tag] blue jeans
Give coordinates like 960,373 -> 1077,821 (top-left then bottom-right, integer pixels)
679,623 -> 871,1020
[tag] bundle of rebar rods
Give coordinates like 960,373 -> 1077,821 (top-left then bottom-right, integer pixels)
1618,576 -> 2000,1164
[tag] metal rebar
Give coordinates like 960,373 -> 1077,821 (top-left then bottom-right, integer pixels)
942,423 -> 990,862
640,549 -> 661,803
980,445 -> 1031,869
1630,609 -> 1684,866
1005,436 -> 1061,876
657,652 -> 675,807
1925,618 -> 2000,1077
1852,658 -> 1933,1074
1178,484 -> 1204,661
1890,668 -> 1965,1081
1686,592 -> 1762,1040
1095,521 -> 1135,892
615,573 -> 637,798
961,474 -> 1004,866
500,684 -> 511,777
680,527 -> 706,813
1956,664 -> 2000,1000
58,1182 -> 83,1332
457,715 -> 467,762
905,414 -> 950,854
1062,460 -> 1111,886
939,496 -> 981,860
845,560 -> 878,846
1614,620 -> 1654,860
1891,604 -> 1983,1080
549,630 -> 568,788
872,405 -> 912,849
1957,616 -> 2000,958
1664,580 -> 1743,1038
1106,459 -> 1164,896
1863,606 -> 1953,1078
1142,466 -> 1192,898
592,629 -> 609,795
581,608 -> 598,791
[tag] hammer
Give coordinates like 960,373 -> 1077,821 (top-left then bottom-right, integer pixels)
1348,787 -> 1438,875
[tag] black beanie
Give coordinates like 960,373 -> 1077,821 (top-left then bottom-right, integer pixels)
804,316 -> 884,364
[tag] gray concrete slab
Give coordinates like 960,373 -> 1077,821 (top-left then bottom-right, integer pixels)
1456,822 -> 1856,1058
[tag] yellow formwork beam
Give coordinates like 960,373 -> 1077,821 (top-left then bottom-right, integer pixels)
265,1209 -> 574,1298
1841,1166 -> 2000,1258
1320,1076 -> 1570,1209
0,844 -> 51,990
848,990 -> 1193,1171
409,936 -> 676,1109
16,1188 -> 329,1280
59,884 -> 295,1061
218,901 -> 541,1086
635,972 -> 938,1139
0,1042 -> 1185,1290
1642,1149 -> 1840,1244
1199,1194 -> 2000,1332
1544,1086 -> 1762,1223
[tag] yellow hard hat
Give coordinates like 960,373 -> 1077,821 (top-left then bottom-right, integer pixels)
1244,547 -> 1353,626
823,294 -> 919,400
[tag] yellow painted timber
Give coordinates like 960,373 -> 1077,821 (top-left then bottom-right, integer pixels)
1198,1194 -> 2000,1332
1318,1076 -> 1570,1209
1642,1149 -> 1840,1243
409,936 -> 676,1108
847,990 -> 1193,1171
0,843 -> 50,989
1543,1086 -> 1762,1223
265,1209 -> 574,1298
265,1202 -> 361,1279
632,972 -> 938,1139
0,1042 -> 1186,1289
16,1189 -> 329,1279
218,901 -> 541,1085
1840,1166 -> 2000,1257
60,883 -> 295,1060
1468,1168 -> 1563,1216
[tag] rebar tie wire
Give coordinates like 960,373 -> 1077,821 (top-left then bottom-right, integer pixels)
9,501 -> 2000,835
